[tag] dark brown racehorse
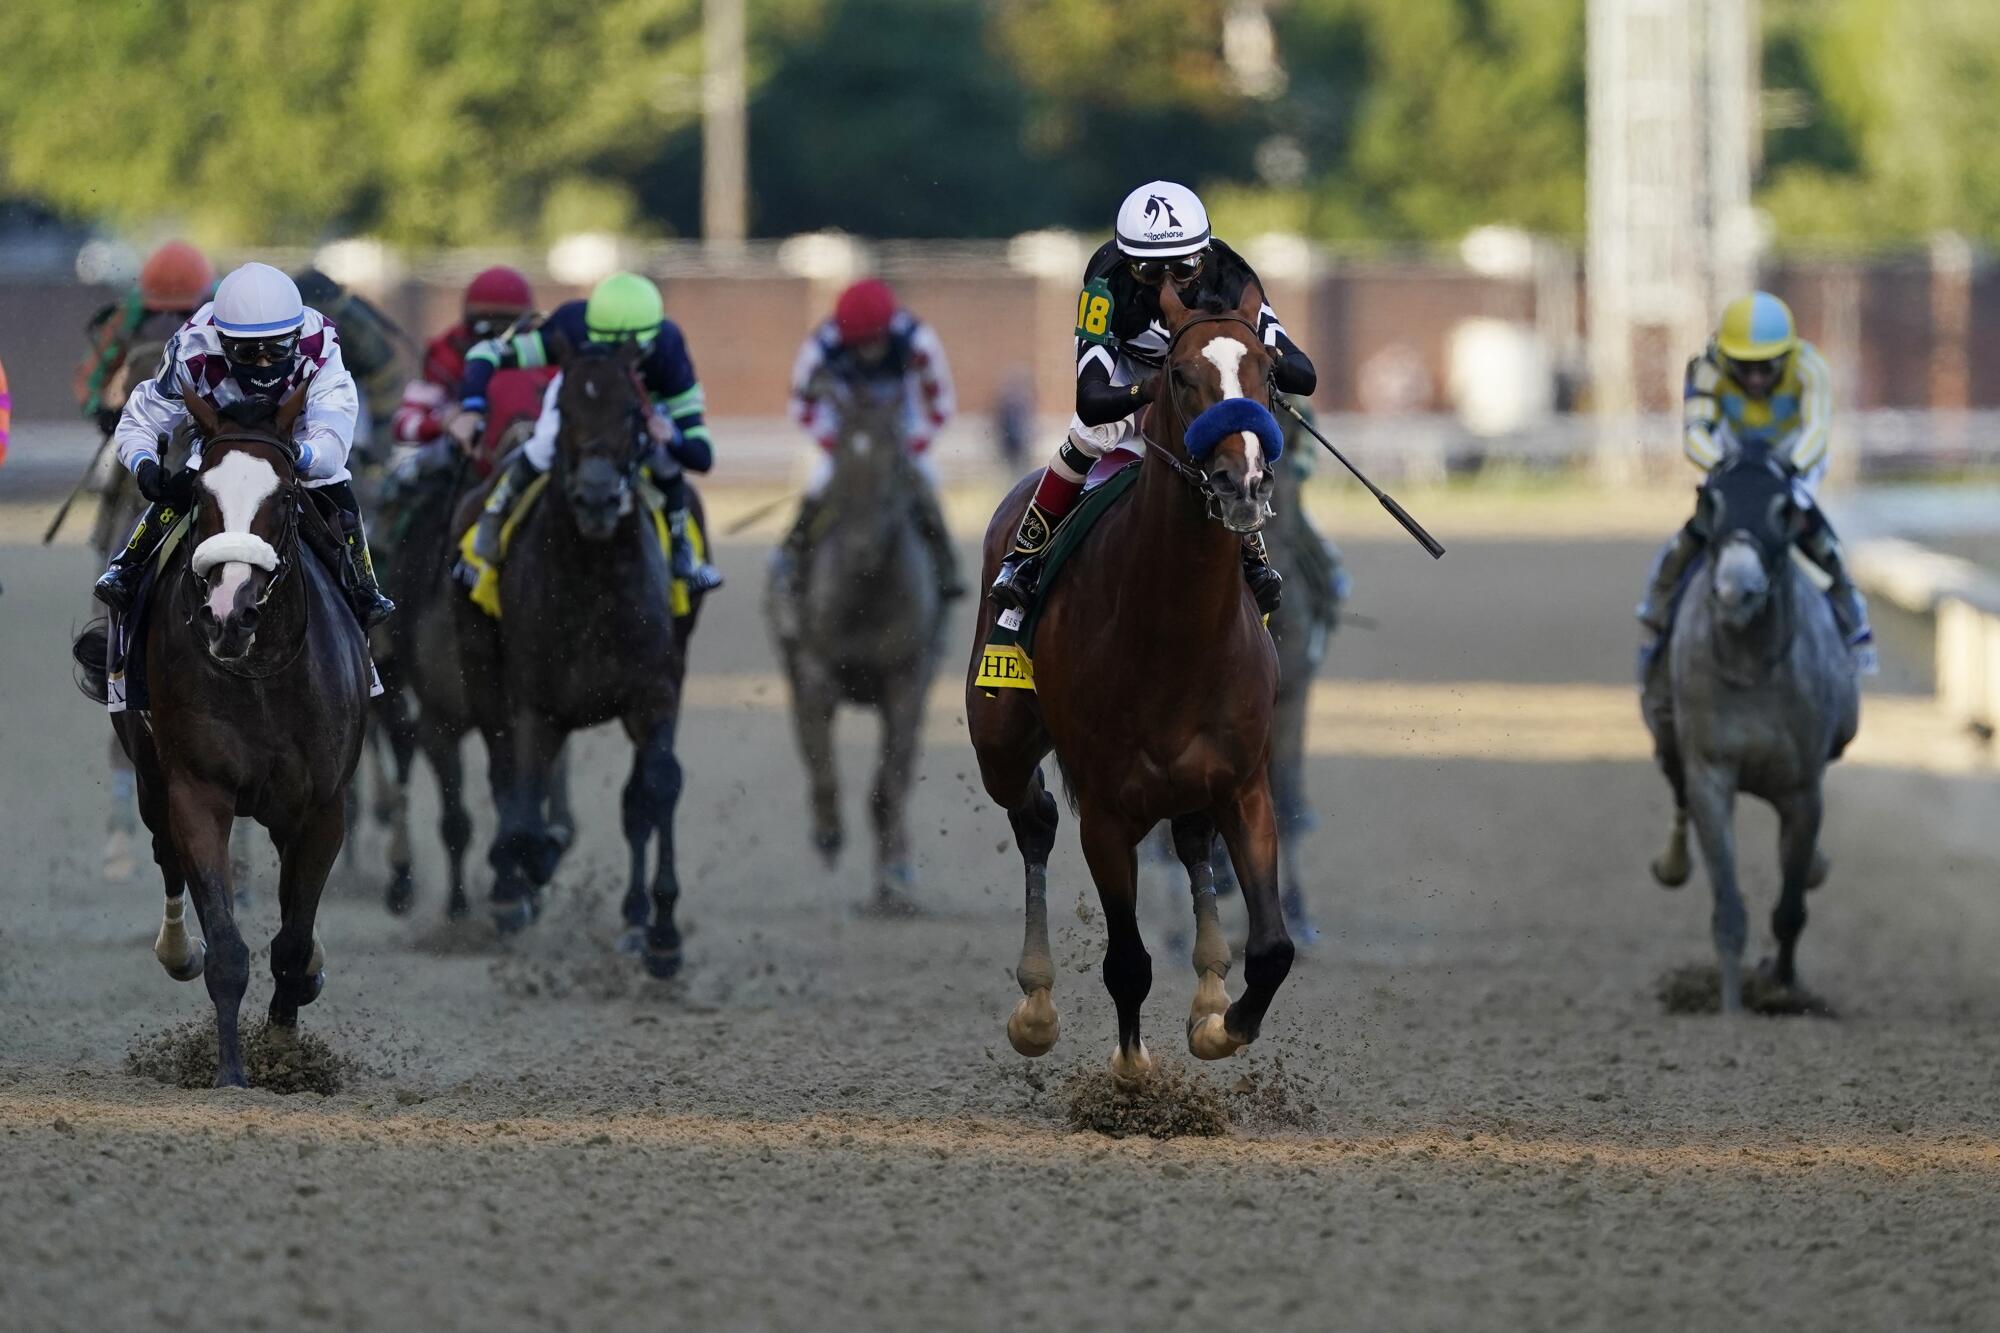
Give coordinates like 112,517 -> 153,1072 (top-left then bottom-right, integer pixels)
485,343 -> 707,977
968,282 -> 1293,1082
74,384 -> 372,1087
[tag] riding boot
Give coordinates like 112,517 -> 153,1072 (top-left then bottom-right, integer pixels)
1242,532 -> 1283,617
323,481 -> 397,629
990,441 -> 1091,614
908,479 -> 966,600
1801,522 -> 1877,673
471,450 -> 539,566
1636,520 -> 1707,635
92,499 -> 179,616
668,506 -> 724,592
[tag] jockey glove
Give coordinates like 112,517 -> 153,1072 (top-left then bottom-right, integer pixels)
135,458 -> 196,510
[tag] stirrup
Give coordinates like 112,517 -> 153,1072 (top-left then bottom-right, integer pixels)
93,563 -> 144,615
989,554 -> 1043,613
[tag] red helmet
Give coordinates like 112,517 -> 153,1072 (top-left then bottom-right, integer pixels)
138,241 -> 215,313
464,265 -> 534,317
833,278 -> 897,343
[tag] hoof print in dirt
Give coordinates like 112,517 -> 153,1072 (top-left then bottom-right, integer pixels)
1062,1059 -> 1230,1139
1655,962 -> 1837,1018
126,1020 -> 353,1095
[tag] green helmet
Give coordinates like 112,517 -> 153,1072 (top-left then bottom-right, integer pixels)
584,271 -> 664,344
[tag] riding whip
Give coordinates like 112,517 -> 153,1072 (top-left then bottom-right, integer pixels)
722,489 -> 799,536
1275,396 -> 1445,560
42,433 -> 122,545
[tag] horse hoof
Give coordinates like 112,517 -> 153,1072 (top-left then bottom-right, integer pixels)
1650,851 -> 1691,888
1188,1012 -> 1246,1061
616,926 -> 647,956
446,892 -> 471,922
813,829 -> 843,867
858,885 -> 923,919
491,898 -> 534,936
546,822 -> 575,854
385,869 -> 415,917
1006,989 -> 1060,1057
214,1069 -> 250,1091
160,938 -> 207,983
1806,851 -> 1830,890
1109,1042 -> 1155,1088
643,946 -> 684,980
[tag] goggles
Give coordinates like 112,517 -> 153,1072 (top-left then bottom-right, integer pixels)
220,332 -> 299,368
1723,353 -> 1787,394
1128,250 -> 1206,287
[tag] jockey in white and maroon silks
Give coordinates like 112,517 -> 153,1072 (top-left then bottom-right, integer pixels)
777,278 -> 965,602
989,180 -> 1319,617
92,262 -> 395,629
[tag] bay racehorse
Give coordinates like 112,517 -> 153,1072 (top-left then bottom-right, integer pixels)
485,342 -> 708,976
968,282 -> 1294,1082
1642,441 -> 1858,1011
74,384 -> 372,1086
371,420 -> 574,920
767,373 -> 944,914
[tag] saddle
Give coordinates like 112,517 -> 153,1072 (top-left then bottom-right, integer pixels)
975,455 -> 1143,696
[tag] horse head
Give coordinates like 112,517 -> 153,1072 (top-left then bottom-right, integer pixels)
553,339 -> 647,542
1156,280 -> 1282,534
1700,440 -> 1806,629
182,381 -> 308,661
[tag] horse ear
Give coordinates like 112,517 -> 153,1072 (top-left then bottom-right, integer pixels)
1157,279 -> 1190,329
1235,278 -> 1267,324
275,378 -> 311,437
180,376 -> 222,437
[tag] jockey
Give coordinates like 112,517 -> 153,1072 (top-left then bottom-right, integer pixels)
779,277 -> 964,602
1637,290 -> 1875,671
92,262 -> 396,629
75,240 -> 216,434
452,271 -> 722,592
989,180 -> 1318,617
389,265 -> 540,470
294,268 -> 408,453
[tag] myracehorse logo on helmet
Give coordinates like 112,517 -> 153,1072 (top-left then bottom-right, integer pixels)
1144,195 -> 1181,231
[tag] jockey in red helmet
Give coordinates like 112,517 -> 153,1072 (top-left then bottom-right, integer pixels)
389,265 -> 541,457
773,278 -> 964,622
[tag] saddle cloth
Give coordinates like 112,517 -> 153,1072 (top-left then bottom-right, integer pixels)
456,473 -> 709,621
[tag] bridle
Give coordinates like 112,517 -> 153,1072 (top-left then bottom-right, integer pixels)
552,353 -> 651,518
1700,464 -> 1797,685
1140,311 -> 1273,524
180,430 -> 306,679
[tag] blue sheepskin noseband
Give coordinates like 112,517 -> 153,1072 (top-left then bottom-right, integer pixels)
1182,397 -> 1285,465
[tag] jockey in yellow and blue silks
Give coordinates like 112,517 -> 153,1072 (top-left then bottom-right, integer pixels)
1638,291 -> 1873,670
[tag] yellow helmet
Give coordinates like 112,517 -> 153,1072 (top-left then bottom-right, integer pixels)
1715,291 -> 1798,363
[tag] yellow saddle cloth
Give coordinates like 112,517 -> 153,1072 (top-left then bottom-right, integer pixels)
457,473 -> 708,620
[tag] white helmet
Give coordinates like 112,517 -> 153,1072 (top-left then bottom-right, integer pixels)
1115,181 -> 1210,259
211,262 -> 305,338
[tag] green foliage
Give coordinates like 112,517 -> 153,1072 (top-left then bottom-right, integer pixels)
1759,0 -> 2000,246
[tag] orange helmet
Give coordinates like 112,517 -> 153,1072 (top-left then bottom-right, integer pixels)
138,241 -> 216,313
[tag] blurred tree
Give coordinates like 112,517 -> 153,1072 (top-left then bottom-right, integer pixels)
1759,0 -> 2000,246
0,0 -> 815,247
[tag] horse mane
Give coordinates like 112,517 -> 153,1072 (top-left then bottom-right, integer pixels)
217,398 -> 282,428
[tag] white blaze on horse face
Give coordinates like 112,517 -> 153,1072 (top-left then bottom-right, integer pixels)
1199,335 -> 1264,484
1714,538 -> 1769,611
199,452 -> 280,621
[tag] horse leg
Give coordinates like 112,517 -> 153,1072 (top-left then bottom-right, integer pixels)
490,710 -> 562,932
788,666 -> 843,866
1079,806 -> 1152,1085
1170,813 -> 1234,1057
1651,737 -> 1693,888
1004,769 -> 1061,1057
139,771 -> 204,982
626,716 -> 686,979
1685,765 -> 1747,1013
377,697 -> 418,915
269,799 -> 344,1030
867,681 -> 925,914
1211,775 -> 1295,1053
417,715 -> 473,921
166,778 -> 250,1088
1771,787 -> 1823,989
545,742 -> 576,855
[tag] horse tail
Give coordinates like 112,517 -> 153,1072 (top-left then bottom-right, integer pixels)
1053,752 -> 1081,817
72,621 -> 110,704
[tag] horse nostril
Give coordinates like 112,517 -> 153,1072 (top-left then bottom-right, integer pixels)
238,607 -> 260,630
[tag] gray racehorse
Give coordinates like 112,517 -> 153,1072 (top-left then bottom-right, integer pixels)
767,375 -> 945,914
1642,443 -> 1859,1011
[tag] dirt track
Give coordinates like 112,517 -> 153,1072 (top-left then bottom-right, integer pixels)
3,509 -> 1999,1332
